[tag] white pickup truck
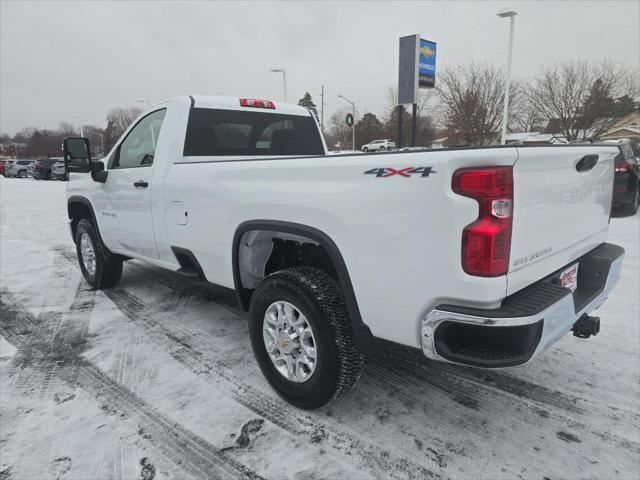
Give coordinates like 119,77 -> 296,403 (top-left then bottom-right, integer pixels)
63,95 -> 624,409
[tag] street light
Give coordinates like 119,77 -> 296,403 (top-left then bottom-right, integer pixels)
270,68 -> 287,102
497,8 -> 517,145
337,94 -> 356,151
72,115 -> 84,137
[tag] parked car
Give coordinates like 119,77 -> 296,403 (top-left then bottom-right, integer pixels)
611,139 -> 640,215
2,160 -> 14,177
31,158 -> 60,179
63,95 -> 624,409
0,160 -> 7,176
361,139 -> 396,152
6,159 -> 33,178
51,160 -> 67,180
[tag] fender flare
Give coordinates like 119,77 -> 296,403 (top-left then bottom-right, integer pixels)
232,220 -> 379,353
68,195 -> 127,261
67,195 -> 101,239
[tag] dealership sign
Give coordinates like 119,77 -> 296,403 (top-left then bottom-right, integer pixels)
398,34 -> 437,104
418,38 -> 437,88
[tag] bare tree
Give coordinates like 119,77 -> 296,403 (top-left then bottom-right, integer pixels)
436,63 -> 507,146
104,107 -> 143,151
384,86 -> 438,146
510,81 -> 545,132
58,121 -> 78,137
527,60 -> 639,141
325,107 -> 353,150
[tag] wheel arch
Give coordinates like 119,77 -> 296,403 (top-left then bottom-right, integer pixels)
67,195 -> 104,243
232,220 -> 379,353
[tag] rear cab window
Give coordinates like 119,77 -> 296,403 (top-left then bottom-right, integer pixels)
183,108 -> 324,157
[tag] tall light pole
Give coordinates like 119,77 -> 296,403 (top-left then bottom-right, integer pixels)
497,8 -> 517,145
72,115 -> 84,137
270,68 -> 287,102
337,94 -> 355,151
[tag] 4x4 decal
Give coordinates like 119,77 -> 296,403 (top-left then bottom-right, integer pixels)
364,166 -> 437,178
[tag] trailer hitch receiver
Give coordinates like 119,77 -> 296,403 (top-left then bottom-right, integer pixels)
572,314 -> 600,339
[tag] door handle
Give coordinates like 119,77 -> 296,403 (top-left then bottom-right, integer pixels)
133,180 -> 149,188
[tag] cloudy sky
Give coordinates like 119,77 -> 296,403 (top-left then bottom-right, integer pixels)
1,0 -> 638,135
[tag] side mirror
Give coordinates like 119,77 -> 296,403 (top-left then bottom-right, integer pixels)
63,137 -> 92,173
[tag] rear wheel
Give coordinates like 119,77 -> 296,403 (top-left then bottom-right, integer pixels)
18,170 -> 26,178
75,219 -> 123,289
379,146 -> 386,151
362,147 -> 369,152
249,267 -> 363,409
625,184 -> 639,215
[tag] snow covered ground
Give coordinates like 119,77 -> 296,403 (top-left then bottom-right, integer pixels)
1,176 -> 638,480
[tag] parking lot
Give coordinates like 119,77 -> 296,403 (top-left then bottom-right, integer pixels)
1,176 -> 639,480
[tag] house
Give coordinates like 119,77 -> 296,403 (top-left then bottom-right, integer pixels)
430,137 -> 448,148
598,110 -> 640,142
487,131 -> 567,145
502,132 -> 567,145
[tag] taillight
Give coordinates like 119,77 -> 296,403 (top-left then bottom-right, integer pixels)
452,166 -> 514,277
614,162 -> 630,172
239,98 -> 275,109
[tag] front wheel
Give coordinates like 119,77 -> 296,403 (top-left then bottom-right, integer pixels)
362,147 -> 369,152
75,219 -> 123,289
18,170 -> 26,178
249,267 -> 363,409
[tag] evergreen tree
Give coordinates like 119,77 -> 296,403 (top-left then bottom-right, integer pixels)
297,92 -> 319,121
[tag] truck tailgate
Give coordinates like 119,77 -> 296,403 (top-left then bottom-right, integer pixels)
507,145 -> 619,295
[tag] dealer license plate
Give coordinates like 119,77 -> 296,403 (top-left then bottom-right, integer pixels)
560,263 -> 579,292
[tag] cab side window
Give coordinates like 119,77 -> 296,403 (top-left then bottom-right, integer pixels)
114,109 -> 166,169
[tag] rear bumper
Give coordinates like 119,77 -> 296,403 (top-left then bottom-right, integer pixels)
421,243 -> 624,368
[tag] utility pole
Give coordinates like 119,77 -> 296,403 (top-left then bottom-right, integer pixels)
318,85 -> 326,133
497,8 -> 518,145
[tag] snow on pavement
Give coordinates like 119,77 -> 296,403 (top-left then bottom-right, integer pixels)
1,177 -> 639,479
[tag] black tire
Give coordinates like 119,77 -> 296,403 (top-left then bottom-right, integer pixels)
249,267 -> 363,409
362,147 -> 369,152
379,146 -> 386,151
75,218 -> 123,289
624,184 -> 639,215
18,170 -> 26,178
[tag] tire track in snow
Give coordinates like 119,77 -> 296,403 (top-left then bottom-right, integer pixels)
367,348 -> 640,456
0,294 -> 264,480
80,364 -> 264,480
0,283 -> 94,398
102,286 -> 444,480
